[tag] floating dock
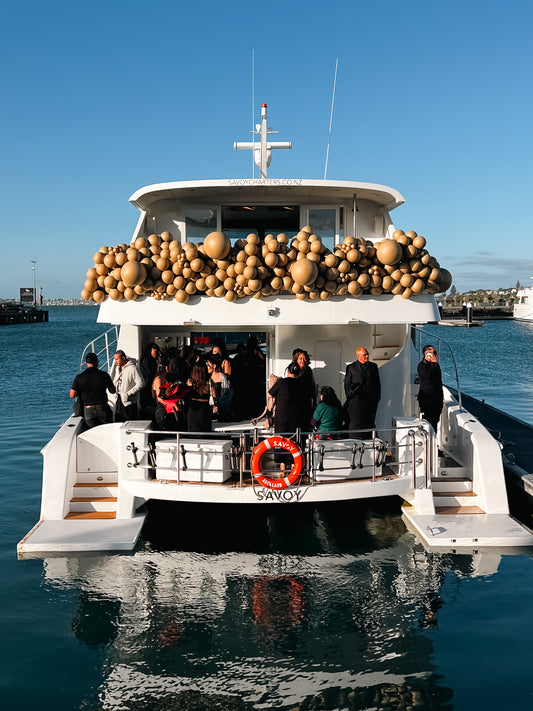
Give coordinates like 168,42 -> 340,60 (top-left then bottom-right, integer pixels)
0,303 -> 48,325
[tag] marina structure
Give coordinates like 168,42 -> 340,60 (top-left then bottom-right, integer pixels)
514,282 -> 533,321
18,107 -> 533,557
0,301 -> 48,325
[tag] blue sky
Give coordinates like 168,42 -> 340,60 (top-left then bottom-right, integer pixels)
1,0 -> 531,299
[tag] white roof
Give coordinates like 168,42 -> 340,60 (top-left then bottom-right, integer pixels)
129,179 -> 405,211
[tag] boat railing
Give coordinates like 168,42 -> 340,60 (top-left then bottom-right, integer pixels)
411,325 -> 462,410
79,326 -> 120,373
121,422 -> 435,490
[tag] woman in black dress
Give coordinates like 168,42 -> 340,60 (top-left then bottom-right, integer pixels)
183,363 -> 213,433
287,349 -> 316,431
269,362 -> 306,434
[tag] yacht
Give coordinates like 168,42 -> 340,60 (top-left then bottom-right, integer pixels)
514,282 -> 533,321
18,105 -> 533,557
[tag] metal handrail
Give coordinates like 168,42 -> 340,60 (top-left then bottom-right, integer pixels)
121,423 -> 433,488
79,326 -> 119,373
411,325 -> 463,410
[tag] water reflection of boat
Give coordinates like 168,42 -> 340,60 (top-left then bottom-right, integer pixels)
18,106 -> 533,557
41,512 -> 507,710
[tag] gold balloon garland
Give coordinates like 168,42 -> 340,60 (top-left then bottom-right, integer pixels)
81,228 -> 452,304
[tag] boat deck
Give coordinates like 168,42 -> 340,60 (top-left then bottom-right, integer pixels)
152,466 -> 399,487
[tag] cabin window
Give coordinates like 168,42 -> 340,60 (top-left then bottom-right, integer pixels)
305,207 -> 343,250
221,205 -> 300,242
185,208 -> 218,243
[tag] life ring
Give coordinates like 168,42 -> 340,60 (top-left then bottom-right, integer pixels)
250,436 -> 303,489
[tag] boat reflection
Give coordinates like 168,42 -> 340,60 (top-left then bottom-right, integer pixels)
41,503 -> 510,710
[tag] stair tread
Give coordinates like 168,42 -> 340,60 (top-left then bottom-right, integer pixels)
74,482 -> 117,487
433,491 -> 477,497
70,496 -> 118,503
432,477 -> 471,482
435,505 -> 485,514
65,511 -> 117,520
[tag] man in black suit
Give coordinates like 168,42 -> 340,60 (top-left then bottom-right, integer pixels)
344,347 -> 381,438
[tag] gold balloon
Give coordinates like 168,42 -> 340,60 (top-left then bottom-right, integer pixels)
291,259 -> 319,286
175,289 -> 189,303
121,261 -> 147,287
376,239 -> 403,266
204,231 -> 231,260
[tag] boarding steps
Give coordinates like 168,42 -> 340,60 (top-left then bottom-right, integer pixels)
402,449 -> 533,549
431,454 -> 484,514
65,471 -> 118,520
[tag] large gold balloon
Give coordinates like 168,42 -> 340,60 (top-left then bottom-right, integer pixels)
291,258 -> 319,286
121,261 -> 147,288
376,239 -> 403,266
204,232 -> 231,259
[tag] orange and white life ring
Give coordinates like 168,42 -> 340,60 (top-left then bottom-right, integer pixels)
250,436 -> 303,489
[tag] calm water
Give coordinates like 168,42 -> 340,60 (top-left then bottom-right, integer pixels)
2,308 -> 533,711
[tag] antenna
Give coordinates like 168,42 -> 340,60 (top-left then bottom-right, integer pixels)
324,58 -> 338,180
251,49 -> 255,178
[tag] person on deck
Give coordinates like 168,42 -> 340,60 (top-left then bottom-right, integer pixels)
112,350 -> 144,422
311,386 -> 344,439
183,362 -> 213,432
417,344 -> 444,434
344,347 -> 381,438
70,352 -> 115,428
289,349 -> 316,430
269,362 -> 306,435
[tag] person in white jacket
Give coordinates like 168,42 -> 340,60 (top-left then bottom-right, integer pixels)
112,350 -> 144,421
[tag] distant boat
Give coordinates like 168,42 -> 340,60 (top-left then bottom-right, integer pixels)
514,283 -> 533,321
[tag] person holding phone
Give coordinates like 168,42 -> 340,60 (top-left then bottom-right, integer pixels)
417,345 -> 443,433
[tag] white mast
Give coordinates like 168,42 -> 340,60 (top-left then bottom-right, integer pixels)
234,103 -> 292,178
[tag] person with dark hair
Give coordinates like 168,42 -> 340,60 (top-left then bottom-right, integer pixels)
179,345 -> 197,381
311,386 -> 344,439
344,347 -> 381,438
70,353 -> 115,428
155,358 -> 189,431
112,350 -> 144,422
210,338 -> 231,376
268,362 -> 306,434
289,349 -> 316,430
417,345 -> 443,434
206,354 -> 233,421
140,342 -> 160,415
183,362 -> 213,432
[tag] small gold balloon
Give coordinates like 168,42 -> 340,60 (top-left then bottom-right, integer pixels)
175,289 -> 189,303
357,273 -> 371,288
124,287 -> 138,300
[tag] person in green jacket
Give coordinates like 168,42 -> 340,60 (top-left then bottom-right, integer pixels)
311,386 -> 345,439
